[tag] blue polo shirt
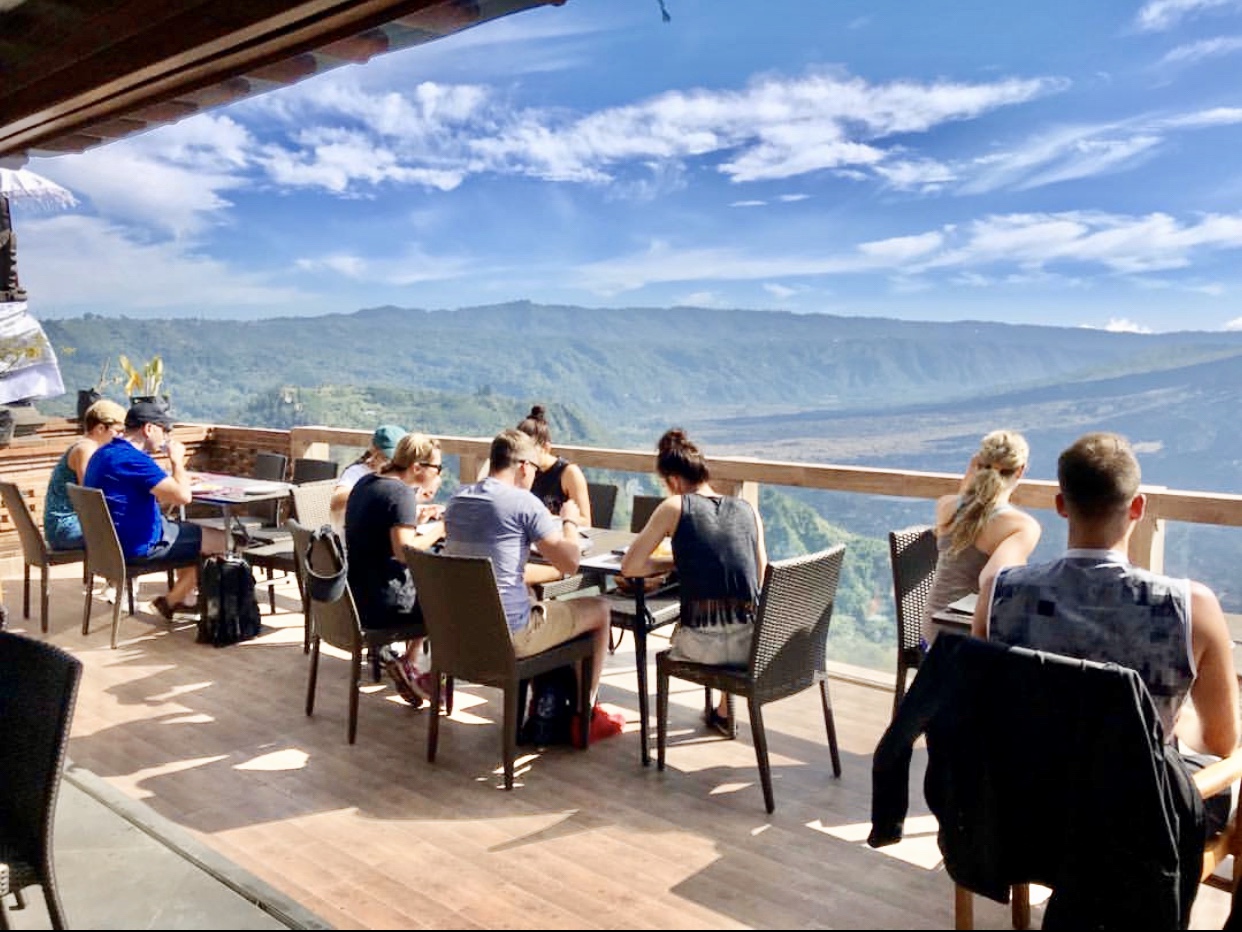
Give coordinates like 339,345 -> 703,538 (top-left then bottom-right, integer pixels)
83,437 -> 168,558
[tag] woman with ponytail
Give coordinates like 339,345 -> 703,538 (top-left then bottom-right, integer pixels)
922,429 -> 1040,645
515,404 -> 593,526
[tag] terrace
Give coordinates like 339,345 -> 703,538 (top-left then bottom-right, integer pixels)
2,418 -> 1240,929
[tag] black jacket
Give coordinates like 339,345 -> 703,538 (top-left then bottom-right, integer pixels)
869,633 -> 1204,930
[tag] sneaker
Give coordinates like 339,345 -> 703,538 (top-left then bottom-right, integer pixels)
410,670 -> 436,703
385,657 -> 424,708
98,584 -> 117,604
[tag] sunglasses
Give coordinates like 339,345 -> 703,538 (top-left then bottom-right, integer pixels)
418,462 -> 443,474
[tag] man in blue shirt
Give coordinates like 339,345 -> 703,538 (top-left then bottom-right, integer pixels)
83,401 -> 225,620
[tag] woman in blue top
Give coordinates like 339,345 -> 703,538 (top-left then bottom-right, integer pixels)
44,398 -> 127,550
622,428 -> 767,737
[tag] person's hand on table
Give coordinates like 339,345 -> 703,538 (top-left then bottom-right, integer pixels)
417,502 -> 445,523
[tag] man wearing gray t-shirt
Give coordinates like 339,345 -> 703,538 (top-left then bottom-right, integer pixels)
445,429 -> 610,700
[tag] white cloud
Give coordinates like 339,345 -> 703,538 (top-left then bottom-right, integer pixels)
19,215 -> 304,314
1156,107 -> 1242,128
777,193 -> 810,202
293,246 -> 471,286
34,115 -> 253,237
577,210 -> 1242,293
1157,34 -> 1242,66
1103,318 -> 1154,333
1136,0 -> 1242,31
873,158 -> 957,191
1224,316 -> 1242,330
763,283 -> 798,298
678,291 -> 725,307
729,200 -> 766,207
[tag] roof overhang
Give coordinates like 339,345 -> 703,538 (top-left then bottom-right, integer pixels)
0,0 -> 567,163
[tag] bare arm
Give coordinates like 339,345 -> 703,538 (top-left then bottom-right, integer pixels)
977,513 -> 1041,595
620,497 -> 679,579
562,463 -> 592,527
1186,582 -> 1240,758
971,573 -> 996,639
67,438 -> 99,485
532,499 -> 584,577
329,484 -> 350,527
392,522 -> 442,560
150,439 -> 192,506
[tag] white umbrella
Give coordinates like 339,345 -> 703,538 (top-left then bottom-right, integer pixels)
0,167 -> 77,209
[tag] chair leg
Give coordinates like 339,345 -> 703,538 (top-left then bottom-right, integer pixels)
81,575 -> 94,635
427,669 -> 441,764
22,563 -> 31,619
656,655 -> 669,771
302,587 -> 311,654
445,675 -> 455,716
110,592 -> 124,649
127,577 -> 135,616
577,654 -> 592,750
348,647 -> 361,745
40,566 -> 50,634
503,682 -> 519,789
955,885 -> 974,930
43,883 -> 69,931
819,677 -> 842,778
748,697 -> 775,813
1011,884 -> 1030,930
306,637 -> 320,716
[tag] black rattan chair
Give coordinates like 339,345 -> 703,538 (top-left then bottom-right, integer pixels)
0,630 -> 82,930
405,548 -> 594,790
656,544 -> 846,813
0,481 -> 86,634
888,525 -> 938,719
291,457 -> 338,485
586,482 -> 618,530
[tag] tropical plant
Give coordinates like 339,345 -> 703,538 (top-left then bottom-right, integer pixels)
118,353 -> 165,398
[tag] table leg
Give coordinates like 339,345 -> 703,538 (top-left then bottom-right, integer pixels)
633,582 -> 651,766
221,503 -> 234,555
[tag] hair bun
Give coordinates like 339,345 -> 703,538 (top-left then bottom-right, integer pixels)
528,405 -> 546,421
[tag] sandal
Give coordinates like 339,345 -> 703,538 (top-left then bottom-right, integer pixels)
705,708 -> 736,739
151,595 -> 176,621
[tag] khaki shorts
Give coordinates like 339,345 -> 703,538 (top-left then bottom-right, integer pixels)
512,600 -> 577,658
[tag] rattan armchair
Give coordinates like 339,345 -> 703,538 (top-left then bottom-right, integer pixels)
404,548 -> 595,790
888,525 -> 937,719
0,631 -> 82,930
656,544 -> 847,813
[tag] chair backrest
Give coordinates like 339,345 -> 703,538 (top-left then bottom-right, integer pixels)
290,479 -> 335,531
0,631 -> 82,875
587,482 -> 618,530
631,494 -> 664,532
888,526 -> 938,652
66,483 -> 126,582
403,549 -> 517,682
301,521 -> 360,653
750,544 -> 847,699
292,457 -> 338,485
0,479 -> 50,562
250,452 -> 289,526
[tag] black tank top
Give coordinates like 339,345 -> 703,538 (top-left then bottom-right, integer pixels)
530,456 -> 570,515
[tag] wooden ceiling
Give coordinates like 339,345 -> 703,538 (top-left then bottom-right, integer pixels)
0,0 -> 567,162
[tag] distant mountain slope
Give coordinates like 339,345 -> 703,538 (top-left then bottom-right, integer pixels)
41,302 -> 1242,440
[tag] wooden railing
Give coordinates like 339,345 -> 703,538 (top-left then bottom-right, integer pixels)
3,420 -> 1241,578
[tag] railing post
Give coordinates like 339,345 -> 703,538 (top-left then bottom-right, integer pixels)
1129,490 -> 1166,572
459,453 -> 483,488
289,428 -> 330,463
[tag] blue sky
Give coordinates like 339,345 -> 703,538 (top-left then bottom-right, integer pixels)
15,0 -> 1242,332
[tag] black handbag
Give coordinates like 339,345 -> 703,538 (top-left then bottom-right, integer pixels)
304,524 -> 349,603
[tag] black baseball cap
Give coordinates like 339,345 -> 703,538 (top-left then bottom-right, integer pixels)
124,400 -> 175,430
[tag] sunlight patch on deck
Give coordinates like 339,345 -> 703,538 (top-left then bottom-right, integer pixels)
115,755 -> 231,800
807,815 -> 945,870
235,748 -> 309,771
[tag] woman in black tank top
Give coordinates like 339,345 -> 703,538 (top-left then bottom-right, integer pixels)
516,404 -> 593,525
621,428 -> 768,735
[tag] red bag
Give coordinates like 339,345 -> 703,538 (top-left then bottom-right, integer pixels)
571,703 -> 626,748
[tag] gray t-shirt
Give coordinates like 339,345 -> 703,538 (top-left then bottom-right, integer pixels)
444,477 -> 559,633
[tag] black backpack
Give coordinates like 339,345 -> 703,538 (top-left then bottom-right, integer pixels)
196,552 -> 262,647
519,665 -> 578,746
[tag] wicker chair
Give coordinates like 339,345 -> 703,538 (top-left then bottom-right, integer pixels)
300,522 -> 425,743
586,481 -> 619,530
289,480 -> 335,533
0,481 -> 86,634
0,631 -> 82,930
656,544 -> 847,813
66,484 -> 199,649
404,548 -> 595,790
888,525 -> 938,719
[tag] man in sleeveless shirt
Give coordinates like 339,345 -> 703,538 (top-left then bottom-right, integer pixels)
974,432 -> 1238,828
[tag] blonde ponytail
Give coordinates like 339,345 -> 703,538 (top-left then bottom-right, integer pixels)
944,430 -> 1029,555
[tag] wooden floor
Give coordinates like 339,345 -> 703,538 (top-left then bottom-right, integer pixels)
6,565 -> 1233,930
